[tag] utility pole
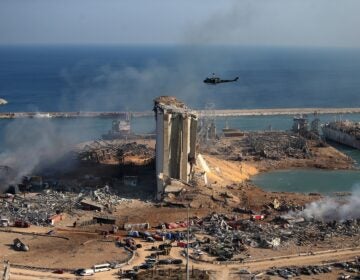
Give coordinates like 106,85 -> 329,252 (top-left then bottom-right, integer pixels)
2,261 -> 10,280
186,207 -> 190,280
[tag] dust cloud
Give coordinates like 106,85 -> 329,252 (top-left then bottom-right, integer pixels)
292,186 -> 360,221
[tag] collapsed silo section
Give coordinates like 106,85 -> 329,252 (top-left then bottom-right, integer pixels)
153,96 -> 198,199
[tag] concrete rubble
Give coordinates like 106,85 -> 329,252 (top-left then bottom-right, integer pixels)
169,213 -> 360,261
248,132 -> 310,160
204,131 -> 314,161
120,212 -> 359,262
0,185 -> 131,226
77,140 -> 155,164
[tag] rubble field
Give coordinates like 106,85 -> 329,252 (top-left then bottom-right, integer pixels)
202,132 -> 354,172
0,130 -> 358,279
75,139 -> 155,165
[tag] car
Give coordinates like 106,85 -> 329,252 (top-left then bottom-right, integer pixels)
109,262 -> 121,269
158,259 -> 172,265
171,259 -> 183,265
123,270 -> 137,277
146,237 -> 155,242
300,268 -> 312,275
0,218 -> 10,227
267,270 -> 278,276
75,269 -> 94,276
139,263 -> 154,270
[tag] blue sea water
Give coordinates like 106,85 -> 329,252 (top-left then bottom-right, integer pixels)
1,45 -> 360,112
252,169 -> 360,194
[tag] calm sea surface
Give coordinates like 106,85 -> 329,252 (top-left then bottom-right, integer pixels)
1,45 -> 360,112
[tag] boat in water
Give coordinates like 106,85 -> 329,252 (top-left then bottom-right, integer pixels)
102,119 -> 133,140
0,98 -> 8,105
322,120 -> 360,150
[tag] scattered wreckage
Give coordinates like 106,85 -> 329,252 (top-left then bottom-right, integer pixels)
205,131 -> 312,161
0,185 -> 131,227
145,213 -> 360,262
13,238 -> 29,251
76,140 -> 155,165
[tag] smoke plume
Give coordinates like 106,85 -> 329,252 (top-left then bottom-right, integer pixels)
293,187 -> 360,221
58,57 -> 230,112
184,0 -> 360,48
0,118 -> 78,190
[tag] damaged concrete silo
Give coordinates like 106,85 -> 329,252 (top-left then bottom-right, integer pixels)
153,96 -> 198,199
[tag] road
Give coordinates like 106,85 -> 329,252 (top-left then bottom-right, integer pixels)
2,245 -> 359,279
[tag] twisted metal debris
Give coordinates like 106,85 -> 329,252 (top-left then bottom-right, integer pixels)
0,186 -> 131,226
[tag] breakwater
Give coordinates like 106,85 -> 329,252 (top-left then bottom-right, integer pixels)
1,107 -> 360,119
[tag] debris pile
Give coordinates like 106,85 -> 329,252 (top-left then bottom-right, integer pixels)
175,213 -> 360,261
83,185 -> 132,209
204,131 -> 312,161
0,186 -> 131,226
153,96 -> 187,109
0,190 -> 79,226
77,140 -> 155,165
247,132 -> 309,160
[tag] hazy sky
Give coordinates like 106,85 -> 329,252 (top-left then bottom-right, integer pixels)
1,0 -> 360,47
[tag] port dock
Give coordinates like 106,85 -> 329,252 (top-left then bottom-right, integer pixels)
1,107 -> 360,119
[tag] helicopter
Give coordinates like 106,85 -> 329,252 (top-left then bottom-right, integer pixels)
203,73 -> 239,85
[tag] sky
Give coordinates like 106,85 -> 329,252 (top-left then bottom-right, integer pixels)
0,0 -> 360,47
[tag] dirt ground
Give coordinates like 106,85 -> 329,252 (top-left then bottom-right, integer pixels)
0,230 -> 129,270
2,237 -> 357,280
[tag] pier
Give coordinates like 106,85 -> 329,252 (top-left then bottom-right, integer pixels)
1,107 -> 360,119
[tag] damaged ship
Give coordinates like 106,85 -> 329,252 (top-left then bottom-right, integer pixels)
322,120 -> 360,150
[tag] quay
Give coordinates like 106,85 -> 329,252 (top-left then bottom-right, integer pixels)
1,107 -> 360,119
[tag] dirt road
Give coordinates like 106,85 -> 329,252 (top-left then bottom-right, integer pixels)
1,246 -> 359,279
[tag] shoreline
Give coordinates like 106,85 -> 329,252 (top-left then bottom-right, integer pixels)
1,107 -> 360,119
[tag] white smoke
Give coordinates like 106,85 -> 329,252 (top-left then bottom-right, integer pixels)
60,61 -> 208,112
295,187 -> 360,221
0,118 -> 77,189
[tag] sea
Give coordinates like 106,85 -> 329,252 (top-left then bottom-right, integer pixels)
1,45 -> 360,193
